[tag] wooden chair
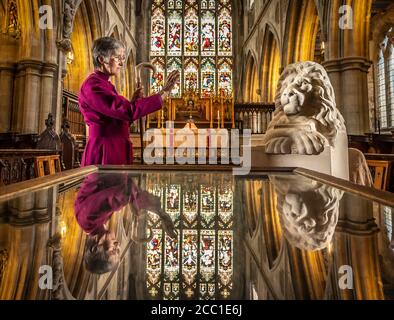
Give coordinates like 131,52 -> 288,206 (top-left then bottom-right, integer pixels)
366,160 -> 392,191
34,155 -> 61,178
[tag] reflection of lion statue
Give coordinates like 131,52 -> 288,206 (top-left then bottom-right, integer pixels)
270,175 -> 344,251
263,61 -> 346,155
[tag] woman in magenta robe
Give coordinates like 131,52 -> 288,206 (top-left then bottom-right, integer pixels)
78,37 -> 179,166
74,172 -> 176,274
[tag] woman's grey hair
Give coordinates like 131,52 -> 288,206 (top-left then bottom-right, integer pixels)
92,37 -> 125,68
84,236 -> 118,274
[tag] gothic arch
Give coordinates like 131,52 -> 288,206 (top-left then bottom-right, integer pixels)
282,0 -> 321,64
260,24 -> 281,103
15,0 -> 60,61
0,0 -> 62,133
107,22 -> 122,38
84,0 -> 102,39
65,0 -> 102,93
325,0 -> 372,59
0,1 -> 5,29
244,51 -> 259,102
370,4 -> 394,60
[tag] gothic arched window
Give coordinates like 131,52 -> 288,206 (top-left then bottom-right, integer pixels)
376,27 -> 394,130
150,0 -> 233,98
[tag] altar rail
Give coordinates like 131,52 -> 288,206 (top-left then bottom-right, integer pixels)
234,103 -> 275,134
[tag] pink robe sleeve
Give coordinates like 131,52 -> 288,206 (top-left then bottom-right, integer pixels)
132,94 -> 163,121
84,79 -> 163,121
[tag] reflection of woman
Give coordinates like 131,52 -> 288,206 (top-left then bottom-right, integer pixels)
78,37 -> 179,166
74,173 -> 176,274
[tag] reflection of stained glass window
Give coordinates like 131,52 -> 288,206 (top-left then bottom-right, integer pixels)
149,0 -> 233,97
383,206 -> 393,243
218,184 -> 233,227
146,180 -> 234,300
165,184 -> 181,223
183,188 -> 198,226
218,230 -> 233,298
146,229 -> 163,298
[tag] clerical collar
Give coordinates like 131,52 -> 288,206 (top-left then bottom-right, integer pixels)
94,69 -> 111,81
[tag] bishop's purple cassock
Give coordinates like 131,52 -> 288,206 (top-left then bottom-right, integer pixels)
78,70 -> 163,166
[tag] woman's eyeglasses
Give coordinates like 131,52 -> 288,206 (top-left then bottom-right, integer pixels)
112,55 -> 126,63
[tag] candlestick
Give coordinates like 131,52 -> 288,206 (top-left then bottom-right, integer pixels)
168,97 -> 171,121
231,95 -> 235,129
221,96 -> 224,128
210,96 -> 213,128
147,114 -> 150,129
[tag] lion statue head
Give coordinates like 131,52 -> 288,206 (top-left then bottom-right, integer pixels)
270,175 -> 343,251
263,61 -> 346,155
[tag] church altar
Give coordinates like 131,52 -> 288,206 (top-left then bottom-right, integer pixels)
146,90 -> 235,129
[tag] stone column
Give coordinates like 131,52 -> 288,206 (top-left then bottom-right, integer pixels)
13,60 -> 44,134
0,64 -> 16,133
39,63 -> 58,133
323,57 -> 372,135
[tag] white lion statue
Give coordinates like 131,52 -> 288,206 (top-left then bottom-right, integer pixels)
263,61 -> 346,155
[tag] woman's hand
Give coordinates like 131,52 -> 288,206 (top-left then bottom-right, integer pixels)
131,86 -> 144,103
159,70 -> 180,99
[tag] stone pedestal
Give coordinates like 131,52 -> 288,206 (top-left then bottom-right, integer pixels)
253,132 -> 350,180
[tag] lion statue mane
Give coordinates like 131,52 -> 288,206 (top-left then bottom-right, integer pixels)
263,61 -> 346,155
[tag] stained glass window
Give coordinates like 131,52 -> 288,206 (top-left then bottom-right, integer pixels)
149,0 -> 233,98
376,27 -> 394,130
146,180 -> 234,300
150,57 -> 165,94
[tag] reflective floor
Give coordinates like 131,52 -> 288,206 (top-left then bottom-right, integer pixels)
0,170 -> 393,300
